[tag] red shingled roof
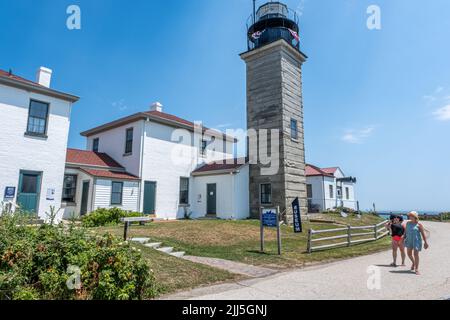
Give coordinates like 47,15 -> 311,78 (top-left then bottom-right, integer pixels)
66,148 -> 123,169
321,167 -> 339,175
193,158 -> 248,174
80,110 -> 236,142
306,164 -> 334,177
0,69 -> 45,88
79,168 -> 139,181
144,110 -> 195,128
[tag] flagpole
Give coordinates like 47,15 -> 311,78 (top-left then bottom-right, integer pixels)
253,0 -> 256,24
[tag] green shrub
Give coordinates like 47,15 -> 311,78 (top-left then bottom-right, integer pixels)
82,208 -> 141,227
0,213 -> 158,300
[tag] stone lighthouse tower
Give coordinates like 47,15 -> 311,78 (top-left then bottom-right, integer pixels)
241,1 -> 308,220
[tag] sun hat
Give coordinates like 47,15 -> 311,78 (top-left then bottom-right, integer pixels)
408,211 -> 419,221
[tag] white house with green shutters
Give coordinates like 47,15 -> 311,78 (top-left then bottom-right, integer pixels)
73,103 -> 250,220
0,67 -> 79,221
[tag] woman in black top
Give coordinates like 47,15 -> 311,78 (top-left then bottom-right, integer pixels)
385,215 -> 406,267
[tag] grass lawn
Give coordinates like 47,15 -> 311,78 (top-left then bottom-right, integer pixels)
135,244 -> 241,295
96,213 -> 390,270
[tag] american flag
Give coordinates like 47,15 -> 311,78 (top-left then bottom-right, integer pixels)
288,28 -> 300,42
251,29 -> 265,40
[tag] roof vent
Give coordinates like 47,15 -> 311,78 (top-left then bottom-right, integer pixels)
150,102 -> 163,112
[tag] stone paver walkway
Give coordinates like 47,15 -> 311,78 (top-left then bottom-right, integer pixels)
182,256 -> 277,278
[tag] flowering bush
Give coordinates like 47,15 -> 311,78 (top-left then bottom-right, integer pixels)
0,213 -> 158,300
82,208 -> 142,228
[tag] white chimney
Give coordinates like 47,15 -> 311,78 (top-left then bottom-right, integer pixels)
150,102 -> 163,112
36,67 -> 52,88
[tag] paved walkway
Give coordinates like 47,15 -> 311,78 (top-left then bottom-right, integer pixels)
167,222 -> 450,300
182,256 -> 277,278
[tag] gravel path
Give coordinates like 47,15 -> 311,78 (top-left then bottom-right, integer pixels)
167,222 -> 450,300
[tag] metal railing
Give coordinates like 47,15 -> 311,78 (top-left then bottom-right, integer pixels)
307,220 -> 389,253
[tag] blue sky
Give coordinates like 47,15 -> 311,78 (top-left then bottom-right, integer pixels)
1,0 -> 449,211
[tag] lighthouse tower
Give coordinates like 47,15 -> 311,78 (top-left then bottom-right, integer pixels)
241,1 -> 308,220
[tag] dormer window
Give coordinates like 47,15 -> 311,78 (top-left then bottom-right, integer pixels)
26,100 -> 49,136
92,138 -> 99,152
125,128 -> 133,155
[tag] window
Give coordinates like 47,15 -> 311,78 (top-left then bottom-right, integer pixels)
345,187 -> 350,200
260,184 -> 272,204
337,186 -> 342,198
93,138 -> 99,152
125,128 -> 133,154
290,119 -> 298,140
21,174 -> 38,193
200,140 -> 208,156
307,184 -> 313,199
179,178 -> 189,205
329,185 -> 334,199
26,100 -> 49,136
62,175 -> 77,203
111,182 -> 123,205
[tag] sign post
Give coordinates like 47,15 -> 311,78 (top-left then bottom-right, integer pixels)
292,197 -> 303,233
260,207 -> 282,255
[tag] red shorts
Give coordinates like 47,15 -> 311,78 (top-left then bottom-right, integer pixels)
392,236 -> 402,242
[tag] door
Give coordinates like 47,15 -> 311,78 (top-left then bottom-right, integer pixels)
17,171 -> 42,214
207,184 -> 217,216
80,181 -> 90,216
143,181 -> 157,215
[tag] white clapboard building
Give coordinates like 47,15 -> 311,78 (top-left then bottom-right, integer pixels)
306,164 -> 358,212
0,68 -> 79,221
63,103 -> 250,220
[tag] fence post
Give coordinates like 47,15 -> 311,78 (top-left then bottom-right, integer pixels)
374,224 -> 378,240
307,229 -> 312,254
441,213 -> 444,222
347,225 -> 351,247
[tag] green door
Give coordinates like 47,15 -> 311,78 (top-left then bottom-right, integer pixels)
207,184 -> 217,216
143,181 -> 156,215
17,171 -> 42,214
80,181 -> 90,216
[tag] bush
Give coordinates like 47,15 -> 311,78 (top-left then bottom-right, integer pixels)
82,208 -> 142,228
0,213 -> 159,300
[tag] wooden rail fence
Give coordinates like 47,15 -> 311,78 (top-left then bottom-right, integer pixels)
307,220 -> 389,253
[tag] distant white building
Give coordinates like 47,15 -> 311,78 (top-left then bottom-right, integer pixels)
64,103 -> 250,220
306,164 -> 358,212
0,68 -> 79,221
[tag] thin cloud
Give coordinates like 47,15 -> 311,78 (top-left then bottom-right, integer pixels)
433,105 -> 450,121
342,126 -> 375,144
423,86 -> 445,104
112,99 -> 128,111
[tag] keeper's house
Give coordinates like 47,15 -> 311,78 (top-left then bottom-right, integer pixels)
0,68 -> 79,220
306,164 -> 358,212
63,103 -> 249,220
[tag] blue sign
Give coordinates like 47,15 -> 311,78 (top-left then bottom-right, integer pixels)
292,197 -> 303,233
4,187 -> 16,199
262,209 -> 278,228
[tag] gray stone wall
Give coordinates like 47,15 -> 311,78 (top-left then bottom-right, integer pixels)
241,40 -> 308,222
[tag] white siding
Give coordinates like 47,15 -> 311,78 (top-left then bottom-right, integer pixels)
140,120 -> 234,219
93,179 -> 139,212
86,120 -> 143,177
191,165 -> 249,220
0,84 -> 73,221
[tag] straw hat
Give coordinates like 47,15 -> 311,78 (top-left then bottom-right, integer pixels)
408,211 -> 419,221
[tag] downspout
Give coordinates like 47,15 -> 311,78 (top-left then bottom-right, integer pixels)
322,175 -> 326,211
138,119 -> 147,213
